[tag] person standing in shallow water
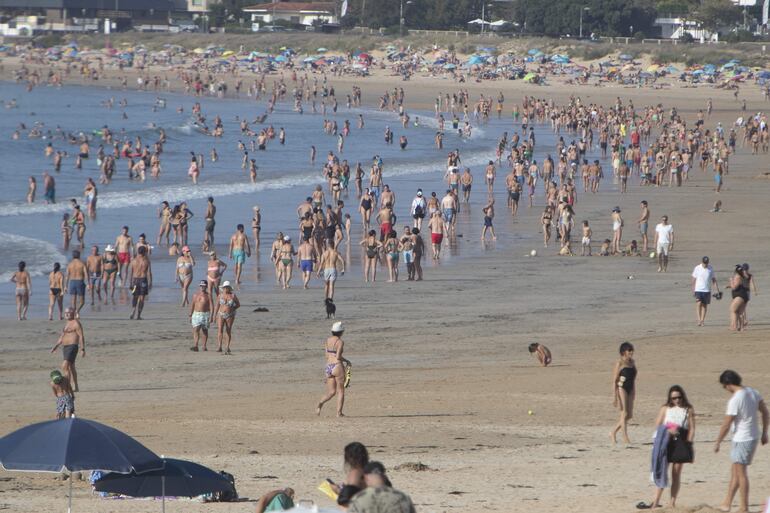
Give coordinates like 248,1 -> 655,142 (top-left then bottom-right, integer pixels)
611,341 -> 636,445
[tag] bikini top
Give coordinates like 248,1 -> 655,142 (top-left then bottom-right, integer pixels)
219,297 -> 235,307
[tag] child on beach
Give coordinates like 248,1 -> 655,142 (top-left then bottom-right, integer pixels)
581,220 -> 592,256
528,343 -> 552,367
599,239 -> 611,256
559,240 -> 574,256
623,240 -> 639,256
51,370 -> 75,419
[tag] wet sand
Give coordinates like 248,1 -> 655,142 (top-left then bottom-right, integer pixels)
1,62 -> 769,513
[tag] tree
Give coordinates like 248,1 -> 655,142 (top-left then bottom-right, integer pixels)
690,0 -> 742,31
513,0 -> 657,37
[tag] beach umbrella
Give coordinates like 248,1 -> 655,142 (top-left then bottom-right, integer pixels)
619,54 -> 632,61
444,63 -> 457,69
527,48 -> 541,55
646,64 -> 660,72
316,47 -> 327,53
94,458 -> 233,513
274,55 -> 287,62
221,50 -> 235,57
523,72 -> 537,82
0,417 -> 163,513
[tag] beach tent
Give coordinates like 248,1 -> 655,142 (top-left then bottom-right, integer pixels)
94,458 -> 233,513
527,48 -> 541,55
619,54 -> 633,61
523,72 -> 537,82
221,50 -> 235,57
646,64 -> 660,72
757,70 -> 770,79
274,55 -> 287,62
665,65 -> 679,73
444,63 -> 457,69
550,54 -> 570,64
467,19 -> 491,25
467,55 -> 485,65
316,47 -> 328,53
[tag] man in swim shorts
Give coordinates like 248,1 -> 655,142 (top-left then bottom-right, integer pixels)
189,280 -> 211,351
228,224 -> 251,286
114,226 -> 133,286
318,242 -> 345,300
653,215 -> 674,273
297,236 -> 317,289
129,246 -> 152,320
65,250 -> 87,316
440,190 -> 456,235
85,245 -> 102,305
428,211 -> 445,259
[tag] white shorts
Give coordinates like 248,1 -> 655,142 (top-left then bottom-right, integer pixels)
657,242 -> 670,256
582,237 -> 591,246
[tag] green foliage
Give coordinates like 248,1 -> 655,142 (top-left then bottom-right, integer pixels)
723,29 -> 756,43
690,0 -> 742,31
513,0 -> 658,37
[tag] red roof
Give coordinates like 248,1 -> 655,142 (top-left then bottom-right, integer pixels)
243,2 -> 335,12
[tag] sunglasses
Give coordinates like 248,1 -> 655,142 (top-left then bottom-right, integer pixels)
670,395 -> 682,400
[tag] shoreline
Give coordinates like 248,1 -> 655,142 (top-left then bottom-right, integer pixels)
1,56 -> 770,513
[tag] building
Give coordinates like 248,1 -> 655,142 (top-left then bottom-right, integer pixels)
242,1 -> 336,28
653,17 -> 714,40
0,0 -> 174,34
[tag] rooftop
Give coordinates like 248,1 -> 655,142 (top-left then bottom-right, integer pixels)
242,2 -> 335,12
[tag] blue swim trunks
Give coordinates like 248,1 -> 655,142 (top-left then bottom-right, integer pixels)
232,249 -> 245,264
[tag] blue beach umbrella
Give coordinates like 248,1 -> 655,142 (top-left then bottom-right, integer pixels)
94,458 -> 234,513
0,417 -> 163,513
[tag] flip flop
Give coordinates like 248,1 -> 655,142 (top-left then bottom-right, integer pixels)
636,502 -> 652,510
189,346 -> 198,352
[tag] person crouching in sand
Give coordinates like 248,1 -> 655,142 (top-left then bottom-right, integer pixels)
528,343 -> 551,367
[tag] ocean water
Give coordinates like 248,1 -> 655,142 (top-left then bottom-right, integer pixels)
0,81 -> 583,318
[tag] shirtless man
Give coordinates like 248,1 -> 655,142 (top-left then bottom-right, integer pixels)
380,184 -> 395,209
114,226 -> 134,286
129,246 -> 152,320
65,250 -> 87,316
228,224 -> 251,286
297,236 -> 317,289
318,242 -> 346,300
43,171 -> 55,204
428,211 -> 445,259
203,196 -> 216,252
297,197 -> 313,220
460,167 -> 473,203
189,280 -> 211,351
85,245 -> 102,305
440,190 -> 457,236
638,200 -> 650,253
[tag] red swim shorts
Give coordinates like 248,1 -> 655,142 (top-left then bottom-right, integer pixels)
431,233 -> 443,244
118,252 -> 131,264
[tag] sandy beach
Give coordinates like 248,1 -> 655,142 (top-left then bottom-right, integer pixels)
1,48 -> 770,513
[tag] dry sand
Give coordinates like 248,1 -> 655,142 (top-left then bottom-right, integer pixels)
0,60 -> 769,513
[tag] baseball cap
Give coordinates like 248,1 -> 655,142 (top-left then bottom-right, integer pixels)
199,280 -> 208,287
284,235 -> 291,241
221,281 -> 232,288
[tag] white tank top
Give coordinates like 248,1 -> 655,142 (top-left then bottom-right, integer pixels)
664,406 -> 689,429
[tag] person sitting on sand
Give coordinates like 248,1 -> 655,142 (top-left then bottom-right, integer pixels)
528,343 -> 552,367
559,240 -> 574,256
599,239 -> 611,256
348,462 -> 416,513
330,442 -> 369,508
623,240 -> 639,256
255,487 -> 295,513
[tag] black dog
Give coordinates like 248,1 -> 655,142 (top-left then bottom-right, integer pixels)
325,298 -> 336,319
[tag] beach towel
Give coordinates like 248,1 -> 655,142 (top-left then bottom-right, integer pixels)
651,425 -> 670,488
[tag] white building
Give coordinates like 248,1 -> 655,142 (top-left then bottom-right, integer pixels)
654,17 -> 714,40
242,2 -> 336,27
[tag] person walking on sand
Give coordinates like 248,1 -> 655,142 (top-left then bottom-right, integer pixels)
714,370 -> 768,513
11,261 -> 31,321
85,245 -> 102,306
318,241 -> 345,299
298,236 -> 317,289
48,262 -> 64,321
637,385 -> 695,510
611,342 -> 637,445
66,250 -> 87,316
729,265 -> 751,332
114,226 -> 133,286
129,246 -> 152,320
429,211 -> 444,259
189,280 -> 211,351
317,321 -> 349,418
692,256 -> 720,326
654,215 -> 674,272
50,308 -> 85,392
228,224 -> 251,287
176,245 -> 195,306
215,281 -> 239,355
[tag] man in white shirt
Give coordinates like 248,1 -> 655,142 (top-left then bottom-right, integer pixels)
691,256 -> 720,326
715,370 -> 769,513
653,215 -> 674,272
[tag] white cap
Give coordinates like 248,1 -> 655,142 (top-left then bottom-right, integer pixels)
284,235 -> 291,241
105,244 -> 115,252
331,321 -> 344,333
221,281 -> 232,288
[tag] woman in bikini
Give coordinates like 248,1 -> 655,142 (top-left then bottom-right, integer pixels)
176,245 -> 195,306
48,262 -> 64,321
156,201 -> 172,246
215,282 -> 239,355
206,252 -> 227,302
178,202 -> 193,246
359,230 -> 382,282
317,322 -> 348,417
540,206 -> 553,247
102,245 -> 118,300
277,236 -> 296,289
11,261 -> 31,321
729,265 -> 750,331
383,230 -> 402,282
611,341 -> 637,444
83,178 -> 97,218
50,308 -> 85,392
